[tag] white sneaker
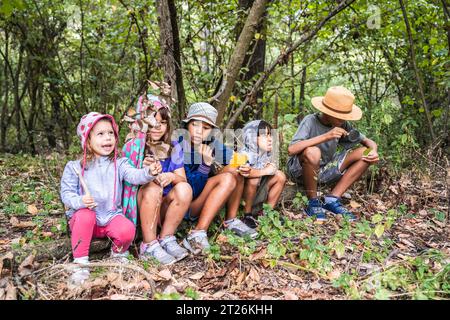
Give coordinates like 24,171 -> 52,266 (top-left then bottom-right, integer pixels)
182,230 -> 210,255
110,250 -> 130,264
69,256 -> 90,286
225,218 -> 258,239
139,240 -> 176,265
160,235 -> 189,261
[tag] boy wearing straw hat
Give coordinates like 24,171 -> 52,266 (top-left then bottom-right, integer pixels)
287,86 -> 379,221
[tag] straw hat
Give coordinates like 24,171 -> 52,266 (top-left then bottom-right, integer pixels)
311,86 -> 362,121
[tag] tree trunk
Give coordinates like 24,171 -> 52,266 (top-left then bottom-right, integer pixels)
298,66 -> 307,119
14,48 -> 24,148
157,0 -> 186,121
211,0 -> 269,125
399,0 -> 436,141
441,0 -> 449,141
1,31 -> 10,152
235,0 -> 267,127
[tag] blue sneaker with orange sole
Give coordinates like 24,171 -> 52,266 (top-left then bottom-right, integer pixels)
305,198 -> 327,221
322,198 -> 356,221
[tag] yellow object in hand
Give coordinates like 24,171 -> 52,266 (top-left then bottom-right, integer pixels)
363,147 -> 372,157
230,153 -> 248,168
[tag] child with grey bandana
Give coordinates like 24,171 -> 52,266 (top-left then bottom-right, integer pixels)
238,120 -> 287,228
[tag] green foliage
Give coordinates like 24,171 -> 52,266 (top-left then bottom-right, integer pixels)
184,287 -> 200,300
154,292 -> 181,300
292,192 -> 308,210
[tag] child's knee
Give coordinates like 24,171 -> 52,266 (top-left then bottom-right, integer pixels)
302,146 -> 321,164
173,182 -> 193,202
247,177 -> 260,188
353,147 -> 367,160
220,172 -> 237,189
71,209 -> 96,226
141,183 -> 162,201
276,170 -> 287,184
114,220 -> 136,243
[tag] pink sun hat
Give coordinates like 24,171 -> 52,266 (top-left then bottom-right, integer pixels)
77,112 -> 119,149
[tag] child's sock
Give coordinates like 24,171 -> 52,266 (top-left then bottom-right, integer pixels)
324,195 -> 339,204
73,256 -> 89,265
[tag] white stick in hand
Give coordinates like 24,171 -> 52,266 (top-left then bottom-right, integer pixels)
73,167 -> 97,208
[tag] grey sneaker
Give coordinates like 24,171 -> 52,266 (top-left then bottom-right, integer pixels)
182,230 -> 210,255
160,235 -> 189,261
139,241 -> 176,265
110,250 -> 130,264
225,218 -> 258,239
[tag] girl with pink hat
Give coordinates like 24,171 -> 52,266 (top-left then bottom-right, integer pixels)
122,94 -> 192,265
60,112 -> 160,285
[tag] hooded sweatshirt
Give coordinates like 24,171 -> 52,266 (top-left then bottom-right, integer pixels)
239,120 -> 276,171
60,112 -> 155,226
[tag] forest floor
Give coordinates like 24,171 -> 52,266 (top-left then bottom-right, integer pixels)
0,153 -> 448,300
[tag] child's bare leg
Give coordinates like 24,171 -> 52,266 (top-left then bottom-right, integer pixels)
190,173 -> 236,230
331,147 -> 370,197
300,146 -> 321,199
138,182 -> 162,243
159,182 -> 193,238
221,165 -> 245,220
243,178 -> 259,213
266,170 -> 287,208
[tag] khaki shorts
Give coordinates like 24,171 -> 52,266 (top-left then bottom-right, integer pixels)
250,175 -> 271,215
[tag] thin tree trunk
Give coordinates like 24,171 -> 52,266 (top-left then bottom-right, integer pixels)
298,66 -> 307,119
399,0 -> 436,141
157,0 -> 186,121
441,0 -> 449,141
14,48 -> 24,147
79,0 -> 86,112
235,0 -> 267,126
273,93 -> 278,129
1,31 -> 10,151
211,0 -> 269,125
200,27 -> 210,74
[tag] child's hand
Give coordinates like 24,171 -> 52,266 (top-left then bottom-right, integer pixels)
326,127 -> 348,140
264,163 -> 277,175
238,164 -> 251,177
155,172 -> 174,188
148,161 -> 162,176
143,156 -> 155,167
199,144 -> 214,166
82,195 -> 97,209
362,149 -> 379,163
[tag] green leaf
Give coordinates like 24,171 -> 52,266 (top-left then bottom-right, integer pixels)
375,288 -> 391,300
371,214 -> 383,224
431,109 -> 442,118
374,224 -> 385,238
0,0 -> 14,16
383,114 -> 393,125
335,242 -> 345,259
